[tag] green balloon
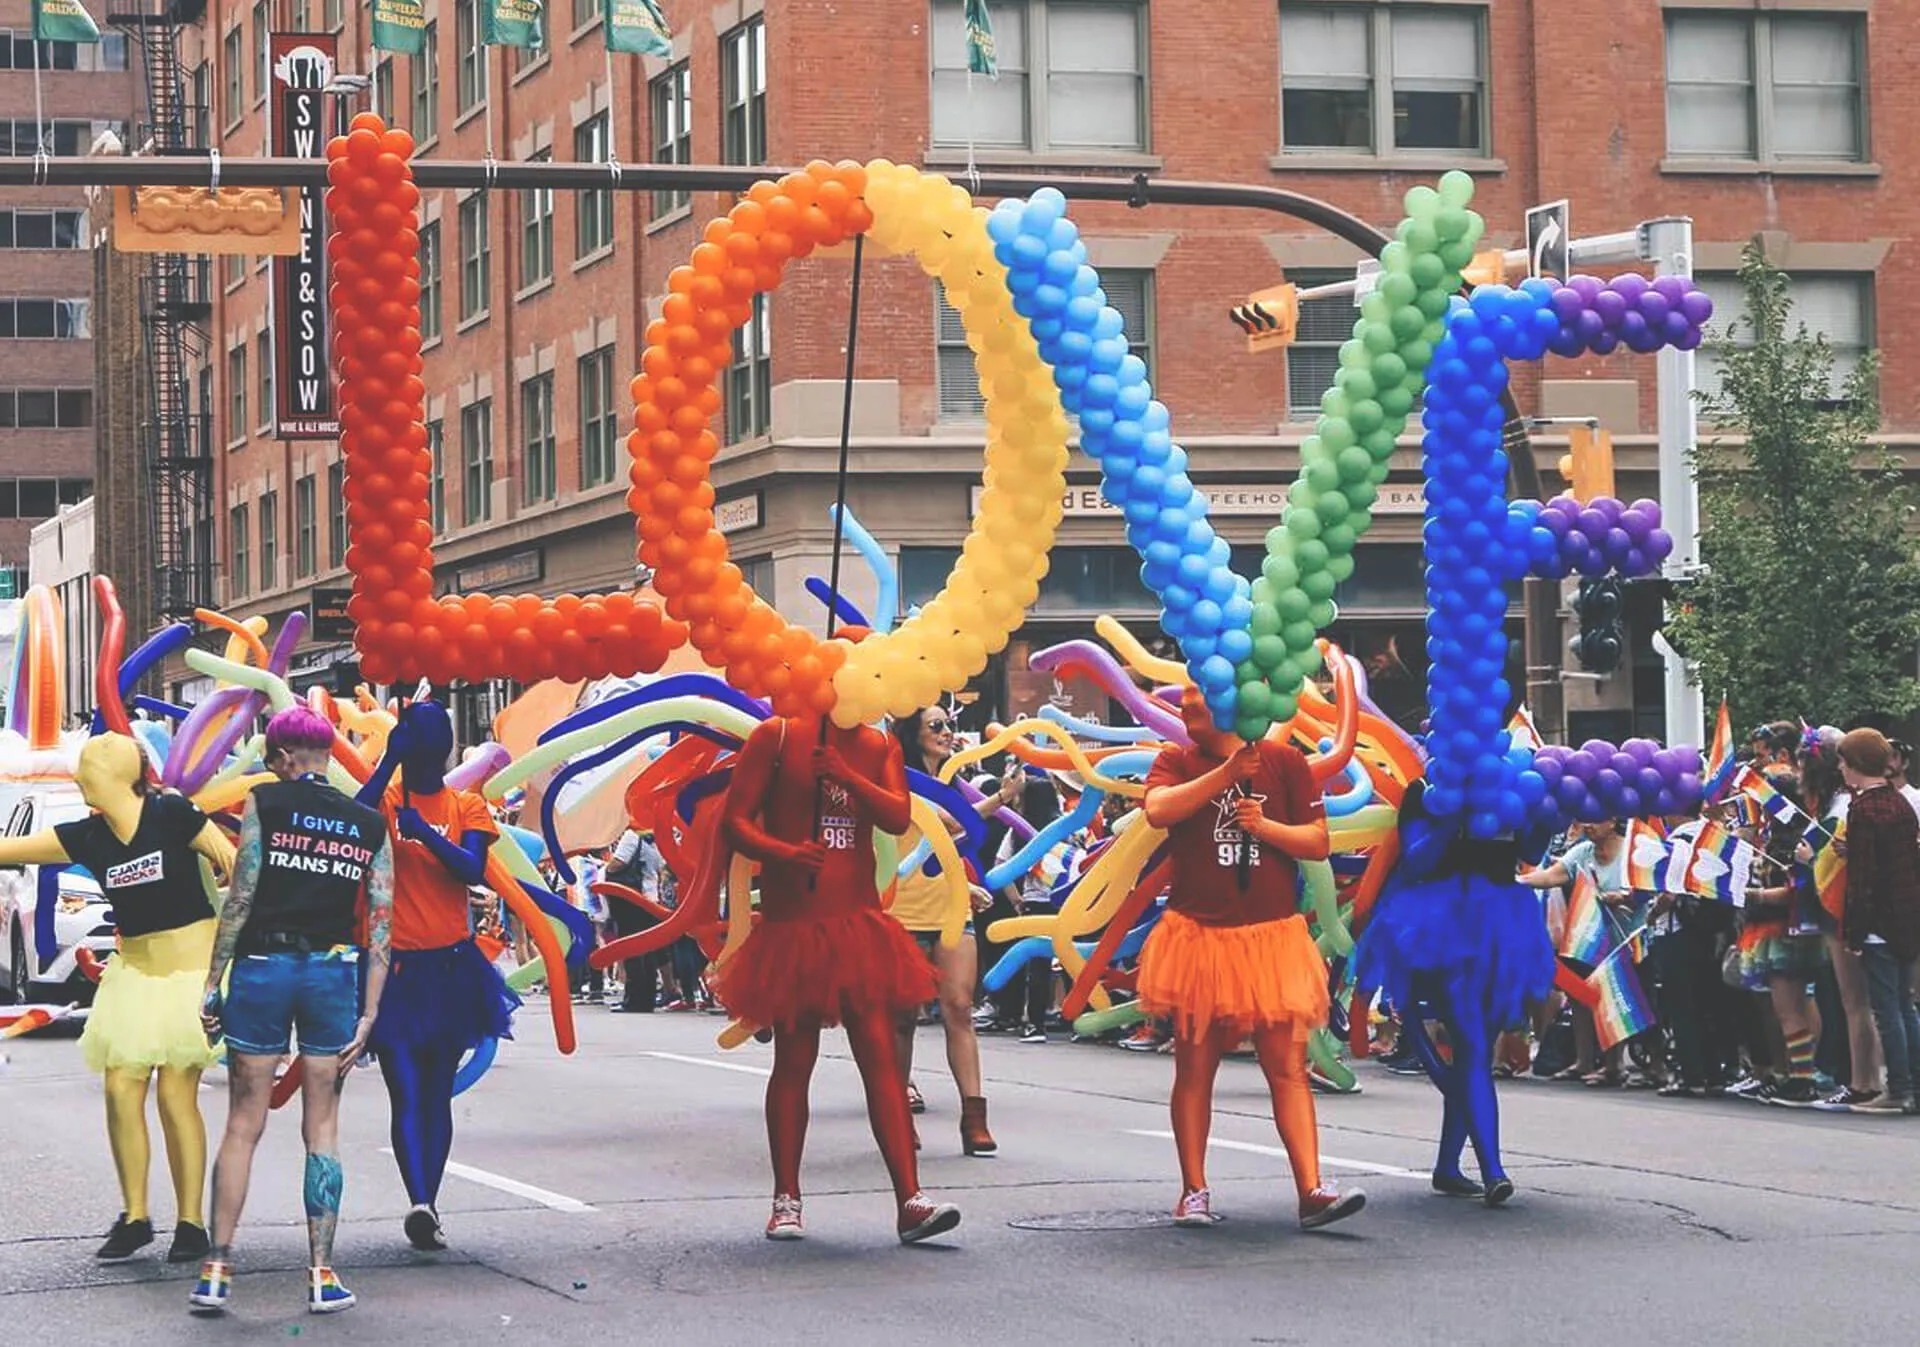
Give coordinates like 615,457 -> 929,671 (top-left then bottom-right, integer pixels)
1327,553 -> 1356,583
1297,540 -> 1330,572
1410,253 -> 1446,289
1372,351 -> 1407,387
1349,400 -> 1384,435
1404,220 -> 1439,254
1342,481 -> 1376,511
1250,576 -> 1272,607
1298,641 -> 1326,677
1361,322 -> 1397,355
1322,390 -> 1352,420
1360,292 -> 1392,324
1322,522 -> 1357,554
1252,634 -> 1289,668
1404,184 -> 1441,218
1337,368 -> 1377,401
1379,387 -> 1413,419
1271,692 -> 1299,724
1262,551 -> 1299,590
1399,338 -> 1433,372
1391,305 -> 1426,341
1337,339 -> 1369,369
1277,588 -> 1311,622
1438,237 -> 1475,269
1283,619 -> 1318,652
1235,714 -> 1270,742
1367,460 -> 1392,485
1336,445 -> 1372,483
1306,457 -> 1342,493
1360,428 -> 1398,458
1463,213 -> 1486,247
1417,288 -> 1452,320
1309,599 -> 1337,627
1236,682 -> 1272,720
1318,417 -> 1356,452
1438,169 -> 1476,207
1379,272 -> 1418,307
1435,206 -> 1472,242
1250,603 -> 1284,637
1286,507 -> 1322,539
1303,569 -> 1337,602
1315,491 -> 1350,525
1380,240 -> 1410,273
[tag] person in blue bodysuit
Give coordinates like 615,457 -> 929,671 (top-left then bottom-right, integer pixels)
355,701 -> 517,1251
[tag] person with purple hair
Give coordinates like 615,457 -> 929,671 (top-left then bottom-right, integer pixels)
193,707 -> 393,1316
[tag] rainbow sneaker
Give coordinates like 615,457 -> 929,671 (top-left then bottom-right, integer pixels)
187,1259 -> 231,1314
308,1266 -> 356,1314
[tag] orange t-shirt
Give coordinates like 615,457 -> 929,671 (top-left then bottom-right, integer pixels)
382,782 -> 498,951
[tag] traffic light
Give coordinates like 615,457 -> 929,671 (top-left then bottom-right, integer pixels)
1557,424 -> 1615,503
1229,284 -> 1298,353
1570,578 -> 1624,674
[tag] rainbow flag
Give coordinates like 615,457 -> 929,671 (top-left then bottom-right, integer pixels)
1588,937 -> 1656,1051
1507,705 -> 1544,753
1814,818 -> 1848,921
1736,764 -> 1805,829
1624,819 -> 1672,891
1703,698 -> 1736,802
1558,870 -> 1610,964
1680,819 -> 1759,904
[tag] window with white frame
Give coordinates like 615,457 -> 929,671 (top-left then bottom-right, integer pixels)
721,17 -> 766,164
411,22 -> 440,141
520,151 -> 553,288
1695,271 -> 1873,404
578,344 -> 620,488
258,489 -> 278,591
227,342 -> 247,441
936,268 -> 1152,419
419,220 -> 442,341
727,295 -> 771,442
455,0 -> 488,114
458,193 -> 490,320
0,209 -> 87,249
229,503 -> 250,599
327,460 -> 346,568
1280,3 -> 1487,156
1665,11 -> 1865,163
521,372 -> 555,504
294,474 -> 316,579
1284,268 -> 1357,420
256,331 -> 273,429
650,62 -> 692,218
222,26 -> 244,126
373,57 -> 394,125
251,0 -> 268,103
931,0 -> 1147,153
574,113 -> 615,257
461,399 -> 493,525
427,418 -> 446,532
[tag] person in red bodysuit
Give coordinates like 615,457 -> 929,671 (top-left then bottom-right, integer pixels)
715,714 -> 962,1244
1137,686 -> 1365,1231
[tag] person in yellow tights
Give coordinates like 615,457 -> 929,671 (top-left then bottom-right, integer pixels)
0,734 -> 235,1261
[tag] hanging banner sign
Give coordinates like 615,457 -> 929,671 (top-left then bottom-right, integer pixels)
370,0 -> 426,54
481,0 -> 542,48
269,33 -> 339,440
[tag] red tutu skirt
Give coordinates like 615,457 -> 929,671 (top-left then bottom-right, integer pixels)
1137,909 -> 1329,1041
709,906 -> 936,1032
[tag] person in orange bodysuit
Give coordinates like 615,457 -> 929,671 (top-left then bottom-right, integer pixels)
1138,686 -> 1364,1231
714,714 -> 962,1245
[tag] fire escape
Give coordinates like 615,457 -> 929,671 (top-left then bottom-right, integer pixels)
109,0 -> 213,619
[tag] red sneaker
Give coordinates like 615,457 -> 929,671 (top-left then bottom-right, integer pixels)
765,1194 -> 804,1241
1299,1186 -> 1366,1230
1172,1187 -> 1214,1227
897,1193 -> 961,1244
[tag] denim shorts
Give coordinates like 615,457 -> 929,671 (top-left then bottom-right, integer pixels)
223,947 -> 361,1057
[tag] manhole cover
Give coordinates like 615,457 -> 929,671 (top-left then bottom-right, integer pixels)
1008,1210 -> 1198,1231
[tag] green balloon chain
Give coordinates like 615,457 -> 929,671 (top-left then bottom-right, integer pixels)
1231,171 -> 1485,741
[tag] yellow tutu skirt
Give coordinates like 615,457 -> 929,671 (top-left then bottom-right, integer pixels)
80,920 -> 219,1075
1137,909 -> 1329,1041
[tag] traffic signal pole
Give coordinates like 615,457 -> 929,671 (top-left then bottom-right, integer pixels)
1645,215 -> 1706,747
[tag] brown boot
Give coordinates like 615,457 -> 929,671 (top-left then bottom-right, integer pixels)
960,1096 -> 996,1156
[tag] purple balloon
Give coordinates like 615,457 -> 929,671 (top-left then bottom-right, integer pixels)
1646,528 -> 1675,561
1611,273 -> 1649,303
1680,290 -> 1714,325
1629,497 -> 1661,522
1558,529 -> 1585,560
1651,748 -> 1678,777
1618,786 -> 1643,818
1556,776 -> 1590,811
1574,309 -> 1608,345
1549,494 -> 1581,516
1609,752 -> 1639,777
1623,738 -> 1657,765
1622,547 -> 1649,576
1651,275 -> 1689,303
1661,312 -> 1692,345
1637,290 -> 1671,324
1577,507 -> 1610,537
1593,496 -> 1624,524
1619,310 -> 1654,347
1603,526 -> 1634,561
1565,749 -> 1599,781
1594,768 -> 1624,801
1575,543 -> 1609,576
1548,329 -> 1585,359
1674,746 -> 1703,775
1590,331 -> 1620,356
1551,287 -> 1586,322
1653,787 -> 1678,816
1540,507 -> 1571,538
1620,508 -> 1652,544
1593,290 -> 1628,329
1635,766 -> 1666,798
1535,755 -> 1564,790
1568,275 -> 1604,303
1674,772 -> 1703,806
1580,739 -> 1614,760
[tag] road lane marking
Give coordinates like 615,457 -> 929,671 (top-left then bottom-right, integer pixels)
1123,1129 -> 1424,1179
379,1148 -> 597,1212
644,1050 -> 772,1077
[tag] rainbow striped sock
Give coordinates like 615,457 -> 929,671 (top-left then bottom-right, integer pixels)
1785,1030 -> 1817,1081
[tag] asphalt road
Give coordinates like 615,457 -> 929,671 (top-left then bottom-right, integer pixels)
4,1003 -> 1917,1346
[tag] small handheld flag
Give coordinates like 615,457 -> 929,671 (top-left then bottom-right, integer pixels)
1703,699 -> 1735,803
1559,870 -> 1609,964
1588,940 -> 1656,1051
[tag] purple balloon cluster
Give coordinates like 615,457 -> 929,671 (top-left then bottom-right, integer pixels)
1533,738 -> 1703,823
1525,494 -> 1675,580
1546,274 -> 1713,357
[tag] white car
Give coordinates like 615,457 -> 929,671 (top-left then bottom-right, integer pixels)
0,790 -> 115,1005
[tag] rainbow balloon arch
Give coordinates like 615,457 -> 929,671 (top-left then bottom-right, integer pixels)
1,120 -> 1717,1082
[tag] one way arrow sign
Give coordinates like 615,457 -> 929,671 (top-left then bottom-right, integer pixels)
1526,199 -> 1570,282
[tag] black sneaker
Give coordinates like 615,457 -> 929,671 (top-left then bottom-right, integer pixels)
96,1214 -> 154,1262
1431,1173 -> 1485,1199
1019,1025 -> 1046,1044
1761,1079 -> 1820,1108
403,1204 -> 447,1251
166,1221 -> 211,1264
1484,1178 -> 1516,1208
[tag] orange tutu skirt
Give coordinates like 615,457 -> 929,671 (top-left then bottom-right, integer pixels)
709,906 -> 937,1032
1136,909 -> 1329,1041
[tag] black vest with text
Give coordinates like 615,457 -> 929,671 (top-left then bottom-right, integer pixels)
240,777 -> 389,953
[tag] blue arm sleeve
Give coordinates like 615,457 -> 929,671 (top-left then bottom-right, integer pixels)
413,826 -> 490,886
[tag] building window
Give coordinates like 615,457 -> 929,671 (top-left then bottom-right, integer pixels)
931,0 -> 1147,153
573,113 -> 614,257
0,119 -> 124,156
411,22 -> 440,141
256,330 -> 273,430
460,399 -> 493,525
427,418 -> 446,532
324,0 -> 343,30
1280,4 -> 1486,156
252,0 -> 269,104
326,460 -> 346,568
227,343 -> 247,442
455,0 -> 488,114
1284,268 -> 1355,420
458,193 -> 490,321
721,16 -> 767,164
727,294 -> 771,442
1665,12 -> 1864,163
514,1 -> 549,71
1696,271 -> 1872,404
935,268 -> 1151,420
0,32 -> 128,70
578,344 -> 619,487
519,151 -> 553,288
191,62 -> 211,146
419,220 -> 442,341
373,56 -> 395,125
0,298 -> 89,338
258,490 -> 278,591
571,0 -> 597,29
222,26 -> 245,126
650,62 -> 692,219
0,388 -> 93,428
294,475 -> 316,579
0,209 -> 88,249
229,503 -> 250,599
521,373 -> 556,504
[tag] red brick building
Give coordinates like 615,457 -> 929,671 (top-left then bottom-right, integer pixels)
174,0 -> 1908,741
0,0 -> 136,580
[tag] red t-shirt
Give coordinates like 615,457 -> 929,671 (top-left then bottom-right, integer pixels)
726,717 -> 898,922
381,782 -> 499,951
1146,739 -> 1323,927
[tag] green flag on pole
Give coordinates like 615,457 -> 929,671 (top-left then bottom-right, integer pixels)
963,0 -> 996,76
604,0 -> 670,56
481,0 -> 542,48
31,0 -> 101,43
370,0 -> 427,55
